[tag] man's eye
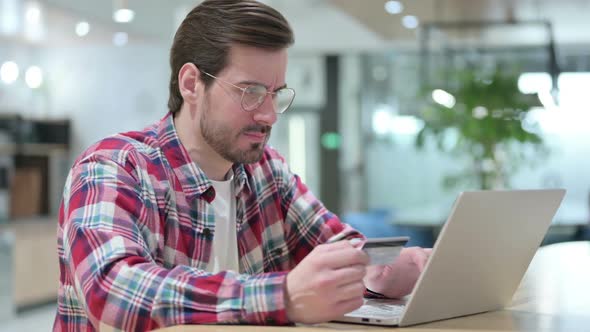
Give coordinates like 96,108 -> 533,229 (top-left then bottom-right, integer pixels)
246,85 -> 267,95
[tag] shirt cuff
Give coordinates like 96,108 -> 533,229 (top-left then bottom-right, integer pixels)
241,272 -> 291,325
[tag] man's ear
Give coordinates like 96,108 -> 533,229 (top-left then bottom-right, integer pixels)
178,63 -> 202,104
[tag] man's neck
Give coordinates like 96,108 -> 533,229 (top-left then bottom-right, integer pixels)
173,110 -> 232,181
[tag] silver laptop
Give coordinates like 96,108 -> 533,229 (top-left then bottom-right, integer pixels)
337,189 -> 566,326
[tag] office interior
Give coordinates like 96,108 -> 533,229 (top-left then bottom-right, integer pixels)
0,0 -> 589,329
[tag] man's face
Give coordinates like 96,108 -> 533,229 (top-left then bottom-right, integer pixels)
199,45 -> 288,164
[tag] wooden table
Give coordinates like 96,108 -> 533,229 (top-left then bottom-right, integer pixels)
158,241 -> 590,332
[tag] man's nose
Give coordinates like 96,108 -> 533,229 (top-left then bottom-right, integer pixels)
252,95 -> 278,126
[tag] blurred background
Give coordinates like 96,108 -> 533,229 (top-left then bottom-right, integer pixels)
1,0 -> 590,329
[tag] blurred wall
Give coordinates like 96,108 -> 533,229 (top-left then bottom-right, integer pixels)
41,43 -> 168,157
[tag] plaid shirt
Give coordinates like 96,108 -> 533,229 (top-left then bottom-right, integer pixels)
54,113 -> 360,331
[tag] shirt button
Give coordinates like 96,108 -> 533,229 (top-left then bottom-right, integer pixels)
203,228 -> 212,237
204,189 -> 215,201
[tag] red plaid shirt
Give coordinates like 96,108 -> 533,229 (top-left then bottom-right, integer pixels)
54,113 -> 360,331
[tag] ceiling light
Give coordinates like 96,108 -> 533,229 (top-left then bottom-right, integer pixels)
113,0 -> 134,23
25,66 -> 43,89
402,15 -> 419,29
113,8 -> 134,23
75,21 -> 90,37
0,61 -> 19,84
113,32 -> 128,46
384,1 -> 403,15
24,1 -> 44,41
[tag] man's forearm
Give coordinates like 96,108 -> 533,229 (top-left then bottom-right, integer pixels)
69,255 -> 291,329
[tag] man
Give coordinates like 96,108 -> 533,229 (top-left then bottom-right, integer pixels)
54,0 -> 430,330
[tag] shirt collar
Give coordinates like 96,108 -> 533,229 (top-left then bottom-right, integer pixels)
157,113 -> 250,201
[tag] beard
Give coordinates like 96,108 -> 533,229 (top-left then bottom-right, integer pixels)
200,96 -> 271,164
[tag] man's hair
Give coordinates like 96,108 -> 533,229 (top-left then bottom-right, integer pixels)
167,0 -> 294,114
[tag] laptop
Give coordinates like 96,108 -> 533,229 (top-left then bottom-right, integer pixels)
336,189 -> 566,327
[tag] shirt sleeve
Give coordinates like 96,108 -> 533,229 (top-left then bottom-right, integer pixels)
270,150 -> 364,264
59,152 -> 290,330
270,153 -> 382,299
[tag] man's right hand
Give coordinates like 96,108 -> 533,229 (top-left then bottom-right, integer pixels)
284,240 -> 369,324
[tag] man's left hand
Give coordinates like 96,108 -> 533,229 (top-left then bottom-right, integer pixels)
363,247 -> 432,299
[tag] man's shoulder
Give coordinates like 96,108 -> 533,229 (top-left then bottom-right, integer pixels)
74,123 -> 160,169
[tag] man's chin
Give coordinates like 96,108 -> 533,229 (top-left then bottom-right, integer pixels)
228,143 -> 265,164
242,144 -> 265,164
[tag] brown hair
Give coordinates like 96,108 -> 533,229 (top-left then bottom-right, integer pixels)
167,0 -> 294,114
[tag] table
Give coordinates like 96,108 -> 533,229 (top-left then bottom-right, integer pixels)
157,241 -> 590,332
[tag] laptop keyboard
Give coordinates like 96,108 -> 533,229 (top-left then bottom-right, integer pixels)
345,301 -> 406,319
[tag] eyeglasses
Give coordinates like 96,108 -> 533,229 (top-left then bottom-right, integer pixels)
200,71 -> 296,114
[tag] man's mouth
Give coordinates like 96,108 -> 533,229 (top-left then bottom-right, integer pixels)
241,125 -> 271,142
243,131 -> 267,140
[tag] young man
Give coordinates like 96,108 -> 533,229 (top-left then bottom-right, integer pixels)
54,0 -> 430,330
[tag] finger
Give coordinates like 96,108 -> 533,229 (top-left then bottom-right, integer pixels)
321,247 -> 370,269
335,280 -> 366,302
329,264 -> 367,286
320,239 -> 354,251
348,238 -> 364,248
365,264 -> 385,280
314,240 -> 351,255
321,237 -> 367,251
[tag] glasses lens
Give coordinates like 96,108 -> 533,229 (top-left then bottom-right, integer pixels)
274,88 -> 295,114
242,85 -> 267,111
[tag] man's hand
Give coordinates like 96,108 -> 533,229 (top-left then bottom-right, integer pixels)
364,247 -> 432,299
285,240 -> 369,324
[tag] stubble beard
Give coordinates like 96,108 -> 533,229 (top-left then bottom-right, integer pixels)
200,95 -> 271,164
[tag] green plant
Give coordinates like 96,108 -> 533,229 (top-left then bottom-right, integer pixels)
415,68 -> 547,190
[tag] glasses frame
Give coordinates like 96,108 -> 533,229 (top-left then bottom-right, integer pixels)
200,70 -> 295,114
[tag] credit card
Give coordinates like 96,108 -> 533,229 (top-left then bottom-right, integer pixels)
362,236 -> 409,265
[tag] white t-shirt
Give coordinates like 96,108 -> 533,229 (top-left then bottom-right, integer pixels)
206,174 -> 239,274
